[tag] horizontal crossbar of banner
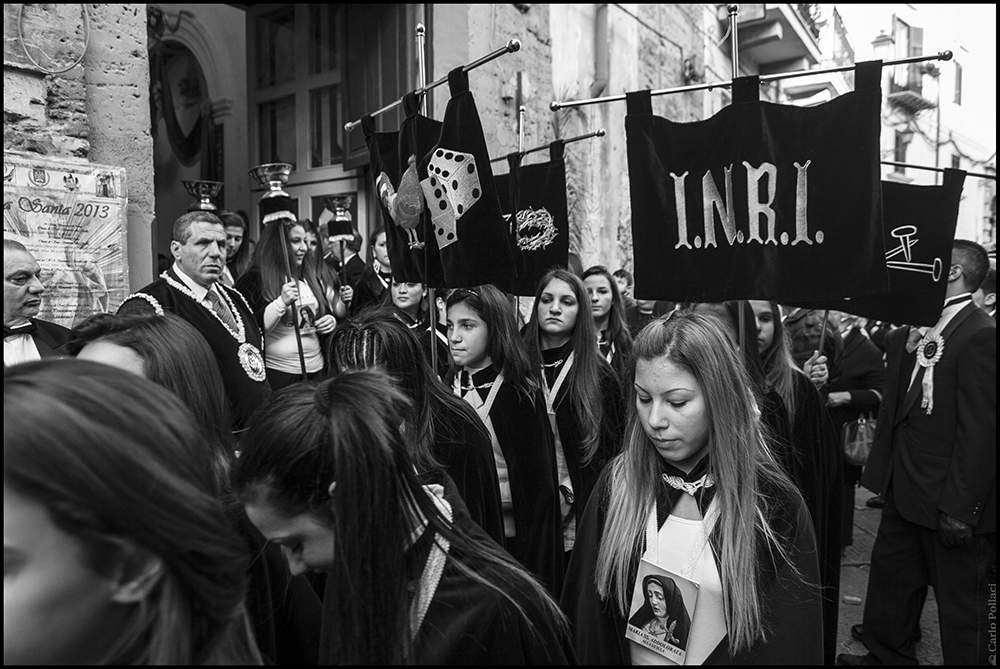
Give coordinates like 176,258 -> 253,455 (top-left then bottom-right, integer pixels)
489,129 -> 606,164
549,51 -> 953,111
881,160 -> 996,181
345,39 -> 521,133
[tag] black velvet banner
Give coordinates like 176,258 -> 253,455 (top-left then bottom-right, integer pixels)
494,141 -> 570,296
626,61 -> 888,303
418,68 -> 516,288
362,92 -> 441,284
790,168 -> 966,327
363,69 -> 516,289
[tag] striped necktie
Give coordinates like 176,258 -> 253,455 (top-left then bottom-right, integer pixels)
205,289 -> 238,331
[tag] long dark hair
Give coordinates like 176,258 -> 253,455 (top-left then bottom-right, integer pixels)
581,264 -> 634,378
4,360 -> 260,665
218,210 -> 252,279
245,219 -> 327,319
444,285 -> 540,403
230,368 -> 568,664
522,267 -> 607,464
756,300 -> 804,425
300,217 -> 342,311
325,310 -> 485,473
68,312 -> 234,464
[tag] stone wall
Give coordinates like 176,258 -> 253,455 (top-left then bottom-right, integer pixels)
3,3 -> 90,157
4,3 -> 154,289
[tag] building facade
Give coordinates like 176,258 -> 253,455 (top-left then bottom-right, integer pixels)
5,3 -> 993,295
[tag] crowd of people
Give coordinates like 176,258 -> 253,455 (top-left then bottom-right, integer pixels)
4,212 -> 995,665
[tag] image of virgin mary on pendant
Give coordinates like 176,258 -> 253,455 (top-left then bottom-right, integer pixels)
238,343 -> 266,382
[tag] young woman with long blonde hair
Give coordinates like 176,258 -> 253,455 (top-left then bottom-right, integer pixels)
562,311 -> 823,664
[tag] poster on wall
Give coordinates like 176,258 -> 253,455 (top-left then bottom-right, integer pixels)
3,151 -> 129,329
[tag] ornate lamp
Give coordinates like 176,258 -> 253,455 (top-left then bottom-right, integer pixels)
249,162 -> 293,200
323,194 -> 354,285
323,194 -> 354,239
182,179 -> 223,211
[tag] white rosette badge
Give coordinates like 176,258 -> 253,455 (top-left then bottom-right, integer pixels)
916,332 -> 944,414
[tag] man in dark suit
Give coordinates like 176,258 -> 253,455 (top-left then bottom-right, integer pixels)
324,228 -> 365,309
340,229 -> 366,290
838,240 -> 996,666
324,229 -> 365,286
4,239 -> 71,366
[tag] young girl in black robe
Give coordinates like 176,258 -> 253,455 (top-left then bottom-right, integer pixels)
751,299 -> 844,666
445,285 -> 564,596
522,268 -> 625,562
326,311 -> 504,546
232,369 -> 576,664
561,310 -> 823,665
582,265 -> 634,385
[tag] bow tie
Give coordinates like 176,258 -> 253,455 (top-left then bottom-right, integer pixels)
4,322 -> 38,338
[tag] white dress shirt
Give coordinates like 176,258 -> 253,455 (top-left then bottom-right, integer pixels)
4,324 -> 41,367
172,262 -> 227,308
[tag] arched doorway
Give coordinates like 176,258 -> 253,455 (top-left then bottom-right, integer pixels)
150,39 -> 216,266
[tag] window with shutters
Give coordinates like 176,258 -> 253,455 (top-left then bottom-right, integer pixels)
246,4 -> 423,240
